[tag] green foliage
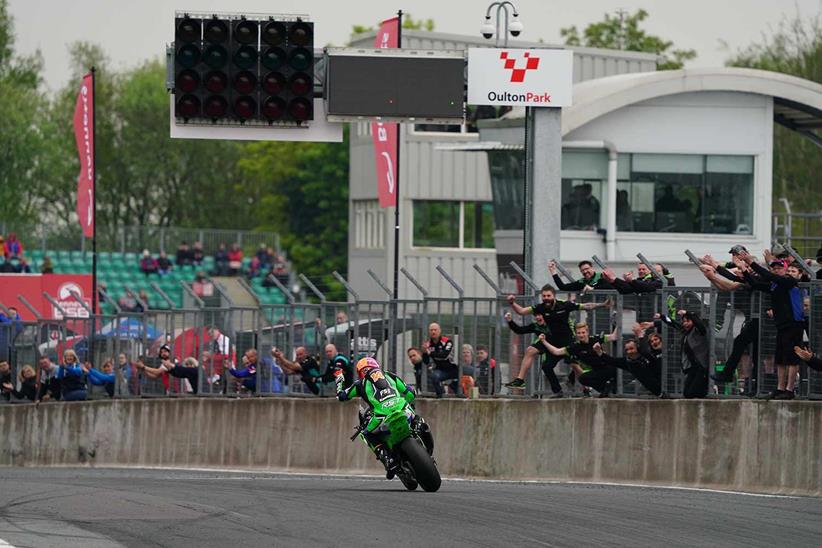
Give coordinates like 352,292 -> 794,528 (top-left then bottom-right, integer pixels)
351,13 -> 434,38
238,130 -> 350,300
727,14 -> 822,212
561,9 -> 696,70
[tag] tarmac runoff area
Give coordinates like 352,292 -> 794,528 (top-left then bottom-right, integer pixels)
0,468 -> 820,547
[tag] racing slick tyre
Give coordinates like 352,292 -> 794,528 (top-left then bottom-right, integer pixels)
399,437 -> 441,492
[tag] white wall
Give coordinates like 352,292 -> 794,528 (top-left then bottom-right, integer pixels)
563,91 -> 774,265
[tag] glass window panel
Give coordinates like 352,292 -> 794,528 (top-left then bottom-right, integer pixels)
704,172 -> 754,234
487,150 -> 525,230
706,155 -> 754,174
633,153 -> 703,174
561,179 -> 602,230
464,202 -> 495,248
413,201 -> 459,247
562,150 -> 608,179
617,153 -> 631,180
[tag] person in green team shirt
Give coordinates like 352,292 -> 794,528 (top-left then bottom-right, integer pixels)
336,357 -> 416,478
538,322 -> 619,397
504,311 -> 563,397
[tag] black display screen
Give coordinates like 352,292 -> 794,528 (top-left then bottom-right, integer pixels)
326,54 -> 464,119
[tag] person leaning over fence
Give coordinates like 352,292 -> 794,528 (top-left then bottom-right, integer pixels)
549,260 -> 614,292
2,364 -> 36,402
0,360 -> 12,402
317,343 -> 353,388
273,346 -> 322,395
227,349 -> 261,394
138,354 -> 201,394
658,310 -> 710,399
504,311 -> 563,397
505,286 -> 610,390
537,323 -> 619,397
736,250 -> 806,400
598,333 -> 663,398
83,359 -> 116,398
422,322 -> 461,398
37,355 -> 61,401
57,349 -> 87,401
407,346 -> 427,391
794,347 -> 822,372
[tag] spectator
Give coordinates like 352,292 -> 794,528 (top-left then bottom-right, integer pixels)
3,232 -> 23,259
214,243 -> 229,276
247,256 -> 261,279
0,256 -> 15,273
0,307 -> 23,363
141,356 -> 200,394
97,282 -> 108,306
422,322 -> 460,398
136,290 -> 150,312
598,334 -> 663,397
58,349 -> 87,401
176,241 -> 194,267
0,360 -> 11,401
193,271 -> 215,297
795,346 -> 822,372
659,310 -> 710,399
316,343 -> 353,388
273,254 -> 290,285
538,323 -> 620,397
504,311 -> 562,397
208,327 -> 231,375
84,359 -> 115,398
474,345 -> 500,395
192,241 -> 205,266
38,355 -> 61,401
227,349 -> 260,393
603,262 -> 663,294
262,266 -> 280,290
549,259 -> 614,292
255,244 -> 270,269
2,364 -> 37,402
227,243 -> 243,276
407,346 -> 427,391
118,353 -> 138,396
737,250 -> 805,400
40,256 -> 54,274
140,249 -> 158,277
273,346 -> 322,395
261,349 -> 285,393
505,286 -> 610,390
122,291 -> 138,312
616,189 -> 634,231
459,344 -> 477,396
156,251 -> 173,276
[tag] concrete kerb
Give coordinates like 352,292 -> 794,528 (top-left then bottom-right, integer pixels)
1,398 -> 820,497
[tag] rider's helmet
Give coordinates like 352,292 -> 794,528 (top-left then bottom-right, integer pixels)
355,356 -> 381,379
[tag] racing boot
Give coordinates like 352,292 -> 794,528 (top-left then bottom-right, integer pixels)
375,445 -> 400,480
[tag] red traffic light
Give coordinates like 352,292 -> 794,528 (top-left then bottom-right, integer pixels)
176,69 -> 200,93
234,96 -> 257,120
205,71 -> 228,93
176,94 -> 201,119
262,96 -> 286,120
288,97 -> 312,121
289,72 -> 312,96
204,95 -> 228,118
263,72 -> 286,95
233,71 -> 257,94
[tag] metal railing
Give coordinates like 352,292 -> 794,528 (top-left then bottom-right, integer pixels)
1,269 -> 820,403
772,211 -> 822,259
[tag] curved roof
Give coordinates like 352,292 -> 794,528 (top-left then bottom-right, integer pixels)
561,67 -> 822,143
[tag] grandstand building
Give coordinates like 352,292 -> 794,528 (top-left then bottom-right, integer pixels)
346,30 -> 822,300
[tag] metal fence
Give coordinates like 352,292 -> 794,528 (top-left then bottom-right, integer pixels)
1,272 -> 820,402
0,223 -> 281,256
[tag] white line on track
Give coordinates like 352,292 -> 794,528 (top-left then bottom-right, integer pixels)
0,539 -> 17,547
101,465 -> 802,499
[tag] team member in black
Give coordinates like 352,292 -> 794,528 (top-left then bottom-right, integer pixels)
422,322 -> 459,397
737,251 -> 806,400
549,260 -> 615,292
659,310 -> 709,399
504,311 -> 563,397
274,346 -> 322,395
538,322 -> 619,397
597,337 -> 663,397
505,285 -> 610,389
317,343 -> 353,388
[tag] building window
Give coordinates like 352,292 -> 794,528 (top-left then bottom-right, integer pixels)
559,152 -> 755,235
412,200 -> 495,249
353,200 -> 385,249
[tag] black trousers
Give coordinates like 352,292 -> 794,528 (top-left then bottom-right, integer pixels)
683,365 -> 708,398
540,352 -> 563,394
578,366 -> 617,393
725,319 -> 759,377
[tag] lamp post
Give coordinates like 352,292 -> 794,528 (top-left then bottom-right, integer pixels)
480,1 -> 523,47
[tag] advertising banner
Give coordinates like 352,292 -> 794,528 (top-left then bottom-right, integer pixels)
74,73 -> 95,238
0,274 -> 93,321
371,17 -> 399,208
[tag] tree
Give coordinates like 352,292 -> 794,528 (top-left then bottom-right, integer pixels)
727,14 -> 821,212
351,13 -> 435,37
239,131 -> 350,299
561,9 -> 696,70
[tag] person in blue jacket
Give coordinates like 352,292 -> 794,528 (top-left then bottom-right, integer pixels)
59,349 -> 87,401
84,358 -> 116,397
228,348 -> 258,393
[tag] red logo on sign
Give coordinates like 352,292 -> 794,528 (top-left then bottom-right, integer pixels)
500,51 -> 540,83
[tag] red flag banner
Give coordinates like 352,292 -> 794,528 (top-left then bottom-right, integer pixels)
74,73 -> 95,238
372,18 -> 399,208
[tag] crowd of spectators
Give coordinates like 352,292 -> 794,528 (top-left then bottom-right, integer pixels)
0,232 -> 32,273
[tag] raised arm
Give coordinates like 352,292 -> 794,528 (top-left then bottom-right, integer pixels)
506,294 -> 533,316
504,312 -> 534,335
537,334 -> 566,356
578,298 -> 611,311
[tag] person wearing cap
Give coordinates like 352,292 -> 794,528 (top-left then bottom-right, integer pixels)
736,250 -> 806,400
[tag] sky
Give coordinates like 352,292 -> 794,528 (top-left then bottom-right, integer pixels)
8,0 -> 822,92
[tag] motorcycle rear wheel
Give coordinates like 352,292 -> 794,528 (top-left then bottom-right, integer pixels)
399,437 -> 441,492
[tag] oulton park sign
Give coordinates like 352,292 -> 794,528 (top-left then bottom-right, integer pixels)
467,48 -> 573,108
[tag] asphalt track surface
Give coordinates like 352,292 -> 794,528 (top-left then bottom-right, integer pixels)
0,468 -> 820,547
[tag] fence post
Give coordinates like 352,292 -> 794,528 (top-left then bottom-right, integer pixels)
636,253 -> 668,285
509,261 -> 539,295
436,265 -> 465,395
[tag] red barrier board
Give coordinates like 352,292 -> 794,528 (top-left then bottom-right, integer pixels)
0,274 -> 94,320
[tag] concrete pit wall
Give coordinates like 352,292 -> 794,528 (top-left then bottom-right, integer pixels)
1,398 -> 820,496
